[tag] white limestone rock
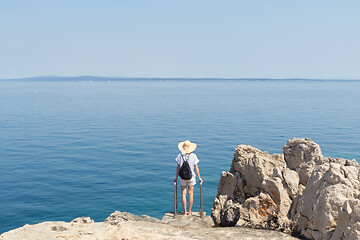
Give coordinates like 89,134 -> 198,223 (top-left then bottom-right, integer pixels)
71,216 -> 94,224
292,161 -> 360,240
104,211 -> 161,225
212,138 -> 360,240
331,200 -> 360,240
282,168 -> 299,199
212,144 -> 292,232
0,211 -> 299,240
283,138 -> 323,186
235,193 -> 278,229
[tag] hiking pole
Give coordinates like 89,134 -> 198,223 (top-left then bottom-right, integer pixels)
174,181 -> 177,217
200,182 -> 204,219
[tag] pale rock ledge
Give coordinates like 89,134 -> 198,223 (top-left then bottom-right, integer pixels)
0,211 -> 298,240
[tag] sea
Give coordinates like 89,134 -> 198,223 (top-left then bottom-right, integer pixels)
0,78 -> 359,234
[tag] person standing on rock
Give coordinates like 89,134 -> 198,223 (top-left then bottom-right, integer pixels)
173,140 -> 203,215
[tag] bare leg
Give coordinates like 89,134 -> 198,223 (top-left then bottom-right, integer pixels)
181,186 -> 187,214
188,185 -> 194,215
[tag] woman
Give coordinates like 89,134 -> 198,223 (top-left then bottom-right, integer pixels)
173,140 -> 203,215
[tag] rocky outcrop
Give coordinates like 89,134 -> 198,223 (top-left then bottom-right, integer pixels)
104,211 -> 162,224
291,157 -> 360,240
0,211 -> 298,240
212,138 -> 360,240
331,199 -> 360,240
212,144 -> 293,231
283,138 -> 323,186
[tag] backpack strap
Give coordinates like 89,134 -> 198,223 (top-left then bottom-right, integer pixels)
180,153 -> 191,165
181,153 -> 191,161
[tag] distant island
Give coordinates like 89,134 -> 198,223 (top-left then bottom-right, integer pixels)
1,76 -> 360,82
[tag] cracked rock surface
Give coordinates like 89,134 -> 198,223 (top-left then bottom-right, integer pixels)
0,212 -> 298,240
211,138 -> 360,240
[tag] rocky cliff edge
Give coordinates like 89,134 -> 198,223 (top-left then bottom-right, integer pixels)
211,138 -> 360,240
0,211 -> 298,240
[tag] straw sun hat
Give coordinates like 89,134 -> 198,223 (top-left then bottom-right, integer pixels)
178,140 -> 197,154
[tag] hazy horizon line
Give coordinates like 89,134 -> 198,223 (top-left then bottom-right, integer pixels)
1,75 -> 360,81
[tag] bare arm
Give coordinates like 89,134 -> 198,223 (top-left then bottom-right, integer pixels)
195,164 -> 203,183
173,164 -> 180,182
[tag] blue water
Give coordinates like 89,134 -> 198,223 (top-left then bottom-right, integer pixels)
0,79 -> 359,234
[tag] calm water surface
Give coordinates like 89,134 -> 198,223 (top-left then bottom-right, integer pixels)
0,80 -> 359,233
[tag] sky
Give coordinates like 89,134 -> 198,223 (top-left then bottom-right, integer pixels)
0,0 -> 359,79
